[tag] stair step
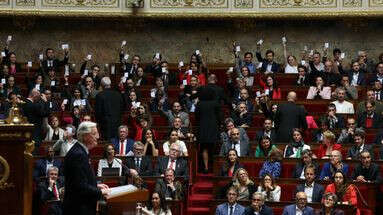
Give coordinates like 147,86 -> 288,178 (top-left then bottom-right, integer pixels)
187,207 -> 211,215
192,181 -> 214,195
189,194 -> 213,207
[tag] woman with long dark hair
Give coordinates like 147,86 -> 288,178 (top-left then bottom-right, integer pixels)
137,191 -> 172,215
256,173 -> 281,202
283,128 -> 311,158
141,128 -> 159,157
219,149 -> 243,177
255,136 -> 277,158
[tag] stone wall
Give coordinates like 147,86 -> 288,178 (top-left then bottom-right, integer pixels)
1,17 -> 383,68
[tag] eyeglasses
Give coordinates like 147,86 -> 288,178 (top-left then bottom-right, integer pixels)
252,198 -> 262,201
231,133 -> 240,136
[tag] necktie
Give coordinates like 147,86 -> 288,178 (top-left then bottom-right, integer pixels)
52,183 -> 59,200
170,160 -> 175,170
136,158 -> 140,170
229,206 -> 233,215
119,142 -> 124,155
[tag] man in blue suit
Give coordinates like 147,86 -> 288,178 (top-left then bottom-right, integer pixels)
63,122 -> 110,215
282,192 -> 314,215
216,186 -> 245,215
33,145 -> 62,182
111,125 -> 134,156
295,165 -> 324,203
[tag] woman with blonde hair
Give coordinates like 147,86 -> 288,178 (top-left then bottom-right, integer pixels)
317,130 -> 342,159
221,168 -> 256,200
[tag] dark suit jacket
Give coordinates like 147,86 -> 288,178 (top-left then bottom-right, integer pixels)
41,57 -> 69,75
203,83 -> 230,105
219,162 -> 243,177
282,204 -> 314,215
347,70 -> 366,86
275,101 -> 307,142
295,183 -> 324,203
33,159 -> 62,182
296,75 -> 311,87
63,143 -> 102,215
327,114 -> 346,129
155,157 -> 189,179
314,208 -> 344,215
125,156 -> 153,176
292,162 -> 320,179
95,88 -> 124,140
256,52 -> 281,73
38,177 -> 64,215
244,205 -> 274,215
255,129 -> 277,143
23,99 -> 51,143
219,139 -> 250,157
111,138 -> 134,155
357,111 -> 382,129
347,144 -> 374,160
351,163 -> 381,183
154,178 -> 184,200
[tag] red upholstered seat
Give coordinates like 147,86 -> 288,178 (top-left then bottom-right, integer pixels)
279,183 -> 296,201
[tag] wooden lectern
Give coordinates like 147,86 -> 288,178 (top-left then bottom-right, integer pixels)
104,185 -> 149,215
0,124 -> 34,215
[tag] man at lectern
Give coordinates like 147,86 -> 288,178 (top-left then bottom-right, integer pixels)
63,121 -> 110,215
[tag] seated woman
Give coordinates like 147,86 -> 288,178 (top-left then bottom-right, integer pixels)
142,128 -> 159,157
292,149 -> 320,179
137,191 -> 172,215
317,130 -> 342,159
126,91 -> 142,111
255,136 -> 277,158
315,192 -> 344,215
238,66 -> 254,87
284,55 -> 298,74
312,117 -> 329,143
44,115 -> 65,141
163,130 -> 188,157
97,144 -> 122,177
230,101 -> 253,128
1,76 -> 20,97
324,170 -> 359,215
133,66 -> 147,86
219,149 -> 243,177
283,128 -> 311,158
256,173 -> 281,202
259,148 -> 283,178
320,150 -> 349,181
259,75 -> 281,100
307,76 -> 332,100
70,87 -> 91,112
222,168 -> 256,200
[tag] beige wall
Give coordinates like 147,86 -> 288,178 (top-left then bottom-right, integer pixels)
2,18 -> 383,68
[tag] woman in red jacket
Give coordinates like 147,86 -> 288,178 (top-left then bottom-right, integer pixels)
259,74 -> 281,100
324,170 -> 360,215
317,130 -> 342,159
178,62 -> 206,86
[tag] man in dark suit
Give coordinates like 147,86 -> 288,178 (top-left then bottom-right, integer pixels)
154,168 -> 184,200
295,165 -> 324,203
33,146 -> 62,182
38,166 -> 64,215
352,151 -> 381,183
40,48 -> 69,75
348,61 -> 366,86
256,48 -> 281,73
326,103 -> 345,130
220,127 -> 250,157
244,192 -> 273,215
95,77 -> 124,140
63,121 -> 110,215
275,91 -> 307,142
125,141 -> 153,176
216,186 -> 245,215
357,101 -> 382,129
347,130 -> 374,160
155,142 -> 189,179
255,118 -> 276,144
111,125 -> 134,156
368,62 -> 383,85
203,73 -> 230,105
282,192 -> 314,215
372,80 -> 383,101
23,88 -> 51,146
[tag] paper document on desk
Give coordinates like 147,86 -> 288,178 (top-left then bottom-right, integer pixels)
107,185 -> 138,199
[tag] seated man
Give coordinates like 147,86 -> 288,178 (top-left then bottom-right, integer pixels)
332,75 -> 358,100
256,45 -> 280,73
331,89 -> 354,114
320,150 -> 349,181
325,104 -> 345,130
33,146 -> 62,182
155,142 -> 189,179
220,127 -> 250,157
154,168 -> 184,201
295,165 -> 324,203
255,118 -> 276,143
170,116 -> 193,141
232,88 -> 254,112
216,186 -> 245,215
230,102 -> 253,128
243,192 -> 273,215
125,141 -> 153,176
352,151 -> 381,183
160,101 -> 189,128
220,118 -> 249,149
337,118 -> 357,144
112,125 -> 134,156
37,166 -> 64,215
347,130 -> 374,160
357,90 -> 383,115
282,192 -> 314,215
357,101 -> 383,129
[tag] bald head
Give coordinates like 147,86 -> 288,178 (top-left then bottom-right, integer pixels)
287,91 -> 297,102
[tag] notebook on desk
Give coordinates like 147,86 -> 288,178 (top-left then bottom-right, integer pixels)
102,167 -> 120,177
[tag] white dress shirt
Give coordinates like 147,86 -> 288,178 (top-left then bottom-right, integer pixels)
285,64 -> 298,74
304,182 -> 314,202
295,206 -> 303,215
351,72 -> 359,86
227,203 -> 237,215
232,141 -> 241,157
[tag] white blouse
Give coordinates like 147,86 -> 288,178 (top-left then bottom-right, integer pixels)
284,64 -> 298,74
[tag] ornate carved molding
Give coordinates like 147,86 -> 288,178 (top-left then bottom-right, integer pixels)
343,0 -> 362,7
234,0 -> 253,8
0,0 -> 9,6
16,0 -> 36,6
150,0 -> 228,8
260,0 -> 336,8
0,155 -> 14,191
370,0 -> 383,7
42,0 -> 119,7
